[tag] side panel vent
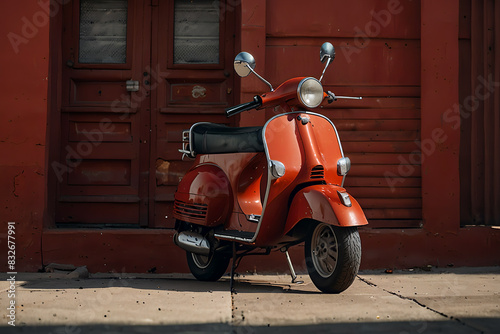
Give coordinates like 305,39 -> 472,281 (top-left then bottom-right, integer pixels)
173,200 -> 208,223
311,165 -> 325,179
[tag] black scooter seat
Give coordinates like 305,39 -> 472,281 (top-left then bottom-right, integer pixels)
191,123 -> 264,155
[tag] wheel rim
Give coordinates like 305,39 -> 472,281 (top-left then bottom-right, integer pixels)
311,224 -> 338,278
192,253 -> 212,269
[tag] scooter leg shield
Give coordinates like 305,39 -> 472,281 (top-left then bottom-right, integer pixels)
284,185 -> 368,235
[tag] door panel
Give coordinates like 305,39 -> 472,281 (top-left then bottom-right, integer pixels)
151,0 -> 235,228
56,0 -> 150,226
55,0 -> 236,227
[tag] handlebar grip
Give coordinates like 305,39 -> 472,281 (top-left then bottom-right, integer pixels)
225,96 -> 262,117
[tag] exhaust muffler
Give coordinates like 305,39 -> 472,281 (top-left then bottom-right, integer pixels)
173,231 -> 211,256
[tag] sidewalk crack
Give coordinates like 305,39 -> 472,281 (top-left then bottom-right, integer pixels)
231,288 -> 254,334
356,276 -> 484,334
231,290 -> 237,324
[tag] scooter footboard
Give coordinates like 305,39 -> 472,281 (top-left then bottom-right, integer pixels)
284,185 -> 368,235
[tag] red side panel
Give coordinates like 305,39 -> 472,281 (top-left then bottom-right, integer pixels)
173,164 -> 232,227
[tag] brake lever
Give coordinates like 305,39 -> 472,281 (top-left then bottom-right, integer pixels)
327,91 -> 363,103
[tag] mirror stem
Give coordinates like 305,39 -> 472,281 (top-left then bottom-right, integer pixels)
319,57 -> 331,83
248,66 -> 274,92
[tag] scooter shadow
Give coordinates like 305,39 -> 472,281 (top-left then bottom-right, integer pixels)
15,274 -> 228,293
221,275 -> 321,295
13,273 -> 319,294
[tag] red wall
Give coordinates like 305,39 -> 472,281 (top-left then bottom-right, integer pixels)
1,0 -> 499,273
0,0 -> 50,271
237,0 -> 500,270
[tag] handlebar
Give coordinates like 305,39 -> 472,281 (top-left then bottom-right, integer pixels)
225,96 -> 262,117
327,91 -> 362,103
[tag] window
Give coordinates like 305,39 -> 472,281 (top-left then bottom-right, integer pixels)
173,0 -> 220,64
79,0 -> 128,64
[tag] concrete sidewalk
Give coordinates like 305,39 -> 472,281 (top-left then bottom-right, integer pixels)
0,267 -> 499,333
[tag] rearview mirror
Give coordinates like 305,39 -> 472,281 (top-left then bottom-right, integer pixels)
320,42 -> 335,63
319,42 -> 336,82
234,52 -> 256,77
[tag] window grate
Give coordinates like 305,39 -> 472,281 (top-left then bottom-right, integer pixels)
79,0 -> 128,64
173,0 -> 220,64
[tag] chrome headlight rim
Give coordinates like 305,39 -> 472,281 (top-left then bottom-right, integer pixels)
297,77 -> 324,108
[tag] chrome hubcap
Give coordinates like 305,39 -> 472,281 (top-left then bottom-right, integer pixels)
311,224 -> 338,278
192,253 -> 211,269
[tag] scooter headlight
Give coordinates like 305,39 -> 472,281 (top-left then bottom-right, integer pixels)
297,77 -> 323,108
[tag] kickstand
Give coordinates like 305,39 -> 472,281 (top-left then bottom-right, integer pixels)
284,250 -> 304,284
230,242 -> 237,292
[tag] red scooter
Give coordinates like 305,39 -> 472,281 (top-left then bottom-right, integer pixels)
173,43 -> 368,293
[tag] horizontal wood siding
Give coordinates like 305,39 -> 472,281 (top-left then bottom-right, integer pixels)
265,0 -> 422,228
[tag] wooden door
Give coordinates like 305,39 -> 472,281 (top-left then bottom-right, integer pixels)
151,0 -> 235,227
54,0 -> 235,227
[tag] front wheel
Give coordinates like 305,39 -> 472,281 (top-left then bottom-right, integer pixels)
305,223 -> 361,293
186,251 -> 230,282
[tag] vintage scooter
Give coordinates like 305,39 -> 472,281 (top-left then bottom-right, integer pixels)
173,42 -> 368,293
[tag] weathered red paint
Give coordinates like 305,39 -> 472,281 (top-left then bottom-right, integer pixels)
420,0 -> 460,234
238,0 -> 267,127
40,227 -> 500,273
0,0 -> 49,271
1,0 -> 499,273
261,0 -> 424,228
459,0 -> 500,226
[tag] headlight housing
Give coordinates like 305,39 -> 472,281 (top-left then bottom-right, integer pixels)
297,77 -> 323,108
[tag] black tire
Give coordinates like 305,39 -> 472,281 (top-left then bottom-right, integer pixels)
305,223 -> 361,293
186,251 -> 230,282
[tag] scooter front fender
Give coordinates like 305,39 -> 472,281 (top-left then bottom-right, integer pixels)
284,184 -> 368,235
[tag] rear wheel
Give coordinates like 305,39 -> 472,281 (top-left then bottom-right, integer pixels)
305,223 -> 361,293
186,251 -> 230,282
